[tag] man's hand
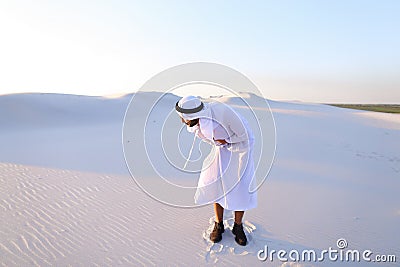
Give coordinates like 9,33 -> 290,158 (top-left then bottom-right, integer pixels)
214,138 -> 228,145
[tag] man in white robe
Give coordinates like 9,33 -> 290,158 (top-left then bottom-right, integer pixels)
175,95 -> 257,246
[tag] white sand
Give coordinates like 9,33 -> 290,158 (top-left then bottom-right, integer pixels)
0,93 -> 399,266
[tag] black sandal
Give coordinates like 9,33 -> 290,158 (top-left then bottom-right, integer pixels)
232,223 -> 247,246
210,221 -> 224,243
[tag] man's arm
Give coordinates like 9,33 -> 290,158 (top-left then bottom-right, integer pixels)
225,109 -> 248,144
213,138 -> 228,145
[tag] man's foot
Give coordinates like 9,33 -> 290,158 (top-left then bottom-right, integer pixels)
232,223 -> 247,246
210,221 -> 224,243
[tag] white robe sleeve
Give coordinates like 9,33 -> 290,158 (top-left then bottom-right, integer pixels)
225,111 -> 248,144
196,130 -> 215,145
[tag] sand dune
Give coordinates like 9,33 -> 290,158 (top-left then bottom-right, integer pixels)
0,93 -> 399,266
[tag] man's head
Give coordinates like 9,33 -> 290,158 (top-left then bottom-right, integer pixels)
175,95 -> 204,127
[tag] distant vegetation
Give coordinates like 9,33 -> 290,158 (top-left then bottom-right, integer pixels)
328,104 -> 400,114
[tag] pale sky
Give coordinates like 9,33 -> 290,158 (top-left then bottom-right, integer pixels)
0,0 -> 399,103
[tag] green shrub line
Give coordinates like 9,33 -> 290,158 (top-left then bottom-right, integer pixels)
326,104 -> 400,114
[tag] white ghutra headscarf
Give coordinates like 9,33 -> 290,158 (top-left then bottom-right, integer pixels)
175,95 -> 215,141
